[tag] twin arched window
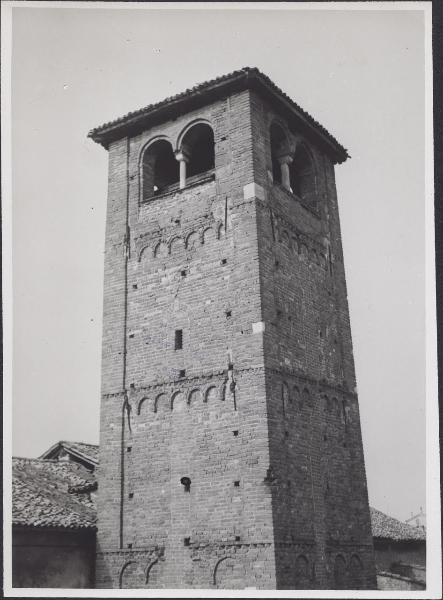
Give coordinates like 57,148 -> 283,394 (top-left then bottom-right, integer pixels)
142,122 -> 215,201
270,122 -> 317,208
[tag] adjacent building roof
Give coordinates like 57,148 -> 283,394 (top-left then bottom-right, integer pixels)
12,457 -> 97,530
39,440 -> 99,470
88,67 -> 348,163
370,507 -> 426,542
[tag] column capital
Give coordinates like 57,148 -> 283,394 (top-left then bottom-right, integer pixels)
175,145 -> 191,163
277,153 -> 293,166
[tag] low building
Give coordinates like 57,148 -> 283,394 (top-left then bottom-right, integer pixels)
405,507 -> 426,531
370,507 -> 426,591
12,441 -> 426,591
39,440 -> 99,472
12,455 -> 97,588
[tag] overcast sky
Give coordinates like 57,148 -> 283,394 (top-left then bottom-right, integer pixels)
10,4 -> 427,522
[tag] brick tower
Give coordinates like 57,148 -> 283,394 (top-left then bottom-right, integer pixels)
89,68 -> 376,590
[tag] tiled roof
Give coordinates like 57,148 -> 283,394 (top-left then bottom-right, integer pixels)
88,67 -> 348,163
12,457 -> 97,530
61,441 -> 99,462
39,440 -> 99,465
370,507 -> 426,542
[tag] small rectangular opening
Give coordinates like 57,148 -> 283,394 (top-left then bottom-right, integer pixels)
180,270 -> 187,278
132,283 -> 138,290
235,535 -> 241,542
221,258 -> 227,265
127,543 -> 132,549
128,492 -> 134,499
129,333 -> 135,338
130,383 -> 135,389
179,369 -> 186,378
234,480 -> 240,487
183,537 -> 190,547
233,430 -> 239,437
127,446 -> 132,453
226,310 -> 232,318
175,329 -> 183,350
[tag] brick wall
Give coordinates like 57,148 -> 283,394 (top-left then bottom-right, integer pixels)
96,87 -> 376,589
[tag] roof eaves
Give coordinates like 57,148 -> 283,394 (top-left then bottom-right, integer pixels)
87,68 -> 248,149
61,444 -> 99,466
87,67 -> 348,163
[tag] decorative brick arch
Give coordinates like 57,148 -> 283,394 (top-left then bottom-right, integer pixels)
205,385 -> 218,403
154,393 -> 169,413
187,388 -> 203,405
294,554 -> 310,589
333,554 -> 347,590
119,560 -> 137,589
349,554 -> 364,589
202,226 -> 215,244
175,118 -> 213,153
212,555 -> 243,589
137,396 -> 150,415
168,236 -> 184,255
170,390 -> 186,410
153,241 -> 168,259
145,558 -> 160,587
138,244 -> 153,262
185,230 -> 199,249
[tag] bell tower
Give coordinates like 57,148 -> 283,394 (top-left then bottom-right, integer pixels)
89,67 -> 376,590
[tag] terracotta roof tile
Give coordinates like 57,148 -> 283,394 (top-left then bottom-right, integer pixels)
370,507 -> 426,542
12,457 -> 97,530
88,67 -> 348,162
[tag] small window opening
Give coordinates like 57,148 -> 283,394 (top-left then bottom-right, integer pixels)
128,492 -> 134,499
132,283 -> 138,290
289,145 -> 317,205
127,446 -> 132,453
180,476 -> 191,492
179,369 -> 186,378
183,537 -> 191,547
270,123 -> 288,185
228,362 -> 234,371
129,333 -> 135,338
226,310 -> 232,318
233,430 -> 239,437
221,258 -> 227,265
234,480 -> 240,487
175,329 -> 183,350
235,535 -> 241,542
127,543 -> 133,549
182,123 -> 215,179
142,139 -> 179,200
130,383 -> 135,389
180,270 -> 187,278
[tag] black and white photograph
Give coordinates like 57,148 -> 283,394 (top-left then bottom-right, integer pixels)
2,1 -> 440,596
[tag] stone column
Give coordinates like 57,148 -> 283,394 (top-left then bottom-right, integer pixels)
278,154 -> 293,192
175,146 -> 191,190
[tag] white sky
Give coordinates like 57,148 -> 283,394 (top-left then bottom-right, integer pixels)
10,4 -> 427,522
